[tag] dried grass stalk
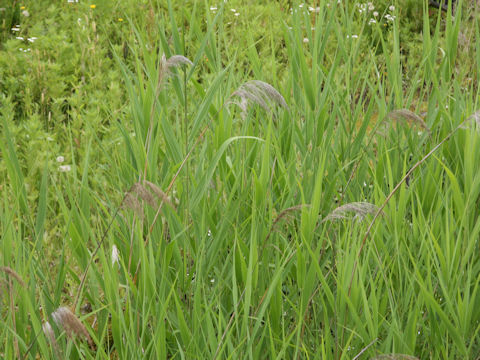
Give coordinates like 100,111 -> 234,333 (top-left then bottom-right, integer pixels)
52,307 -> 94,348
229,80 -> 288,118
43,321 -> 62,358
322,202 -> 379,222
0,266 -> 25,287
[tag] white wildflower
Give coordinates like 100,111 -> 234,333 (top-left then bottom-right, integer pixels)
56,156 -> 65,163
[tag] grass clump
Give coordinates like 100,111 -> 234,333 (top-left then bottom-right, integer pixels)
1,0 -> 480,359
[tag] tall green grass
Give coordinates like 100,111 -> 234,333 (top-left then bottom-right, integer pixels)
1,0 -> 480,359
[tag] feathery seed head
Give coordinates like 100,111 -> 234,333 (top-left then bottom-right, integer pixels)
386,109 -> 430,132
52,306 -> 93,347
229,80 -> 288,118
158,53 -> 192,86
323,202 -> 379,222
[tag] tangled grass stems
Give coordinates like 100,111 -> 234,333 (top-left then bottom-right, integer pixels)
42,321 -> 62,359
344,116 -> 472,338
214,205 -> 305,359
339,108 -> 426,206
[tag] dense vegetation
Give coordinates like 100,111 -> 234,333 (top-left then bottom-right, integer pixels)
1,0 -> 480,359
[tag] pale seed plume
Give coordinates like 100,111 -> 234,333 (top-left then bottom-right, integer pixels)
229,80 -> 288,118
159,53 -> 192,85
371,355 -> 419,360
52,306 -> 93,348
322,202 -> 379,222
111,244 -> 120,265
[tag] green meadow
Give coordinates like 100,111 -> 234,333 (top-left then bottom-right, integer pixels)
1,0 -> 480,358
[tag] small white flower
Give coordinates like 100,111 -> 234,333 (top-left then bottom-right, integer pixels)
11,27 -> 20,32
389,5 -> 395,11
58,165 -> 71,172
112,245 -> 120,265
234,12 -> 239,16
368,18 -> 376,25
303,37 -> 309,43
373,11 -> 379,17
15,36 -> 24,40
56,156 -> 65,163
207,229 -> 212,237
209,6 -> 217,11
27,37 -> 37,43
385,14 -> 396,22
22,10 -> 30,17
230,8 -> 236,12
